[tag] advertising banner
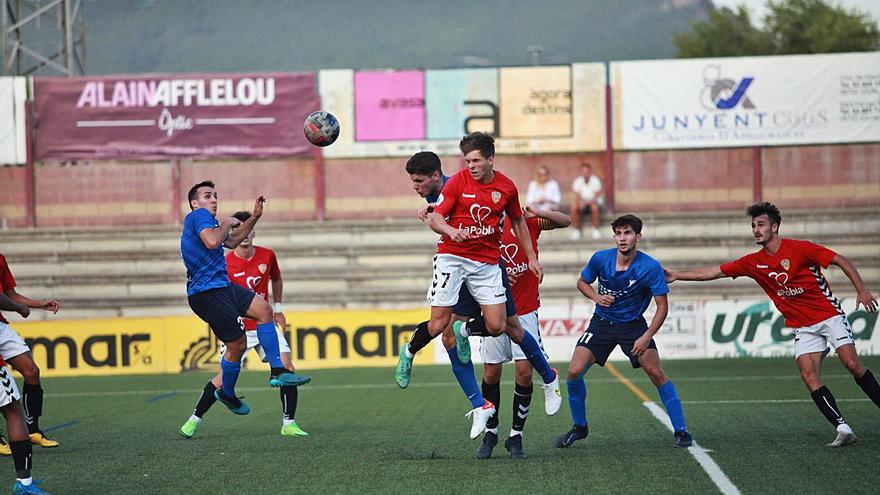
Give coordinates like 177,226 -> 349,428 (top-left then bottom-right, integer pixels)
33,72 -> 319,160
0,77 -> 27,164
705,298 -> 880,358
12,309 -> 430,377
612,52 -> 880,149
319,63 -> 606,157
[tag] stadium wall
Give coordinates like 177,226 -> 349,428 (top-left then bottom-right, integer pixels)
9,299 -> 879,377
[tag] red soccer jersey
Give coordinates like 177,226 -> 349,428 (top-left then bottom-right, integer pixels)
500,216 -> 542,315
433,168 -> 523,264
225,246 -> 281,331
720,238 -> 842,328
0,254 -> 17,325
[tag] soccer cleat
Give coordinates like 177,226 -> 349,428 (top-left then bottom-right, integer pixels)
674,430 -> 693,448
12,480 -> 50,495
476,431 -> 498,459
28,431 -> 59,448
395,343 -> 414,389
0,434 -> 10,456
825,430 -> 857,448
505,434 -> 526,460
269,371 -> 311,388
541,368 -> 562,415
213,390 -> 250,415
452,320 -> 471,364
179,418 -> 200,439
555,424 -> 589,448
281,421 -> 309,437
465,400 -> 496,440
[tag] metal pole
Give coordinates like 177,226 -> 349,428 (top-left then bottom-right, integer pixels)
752,146 -> 762,204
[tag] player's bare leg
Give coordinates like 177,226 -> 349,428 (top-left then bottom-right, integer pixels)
836,343 -> 880,409
556,346 -> 595,447
639,349 -> 692,447
797,351 -> 856,447
498,315 -> 559,414
477,362 -> 502,459
6,353 -> 56,448
279,351 -> 308,437
2,399 -> 46,494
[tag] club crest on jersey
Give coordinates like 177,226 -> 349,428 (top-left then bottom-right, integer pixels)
258,264 -> 267,274
780,259 -> 790,270
491,191 -> 501,203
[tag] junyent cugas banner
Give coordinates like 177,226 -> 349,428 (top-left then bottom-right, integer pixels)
318,63 -> 606,158
0,77 -> 27,165
611,52 -> 880,150
9,299 -> 877,377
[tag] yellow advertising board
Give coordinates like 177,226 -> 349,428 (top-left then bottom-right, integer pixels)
11,309 -> 430,377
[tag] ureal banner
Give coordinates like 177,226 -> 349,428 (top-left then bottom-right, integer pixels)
0,77 -> 27,164
319,63 -> 606,158
33,72 -> 319,160
612,52 -> 880,149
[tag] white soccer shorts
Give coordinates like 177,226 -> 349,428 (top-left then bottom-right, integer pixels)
793,314 -> 855,358
480,310 -> 548,364
0,365 -> 21,408
219,326 -> 292,363
0,322 -> 32,361
427,254 -> 506,307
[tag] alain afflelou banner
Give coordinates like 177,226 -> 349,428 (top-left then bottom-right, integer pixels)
33,72 -> 319,160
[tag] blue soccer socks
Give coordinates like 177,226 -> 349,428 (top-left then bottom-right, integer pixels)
256,321 -> 284,368
220,357 -> 241,398
448,349 -> 485,408
567,378 -> 588,427
516,331 -> 554,384
657,380 -> 687,432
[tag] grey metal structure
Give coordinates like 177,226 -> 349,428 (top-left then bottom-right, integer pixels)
2,0 -> 84,76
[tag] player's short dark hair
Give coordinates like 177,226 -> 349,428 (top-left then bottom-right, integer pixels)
611,214 -> 643,235
747,202 -> 782,226
459,132 -> 495,159
187,180 -> 215,210
232,210 -> 251,223
405,151 -> 442,176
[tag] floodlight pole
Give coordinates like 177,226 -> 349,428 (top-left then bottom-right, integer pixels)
2,0 -> 85,76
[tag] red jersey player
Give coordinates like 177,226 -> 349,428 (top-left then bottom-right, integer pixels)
425,132 -> 561,440
666,202 -> 879,448
0,253 -> 62,452
179,211 -> 308,439
476,206 -> 570,459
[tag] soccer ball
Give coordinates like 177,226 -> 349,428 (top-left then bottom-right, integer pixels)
303,111 -> 340,147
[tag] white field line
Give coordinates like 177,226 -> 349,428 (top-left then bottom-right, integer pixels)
644,401 -> 741,495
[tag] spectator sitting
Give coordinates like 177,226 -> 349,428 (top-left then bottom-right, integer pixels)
526,165 -> 561,211
571,162 -> 603,240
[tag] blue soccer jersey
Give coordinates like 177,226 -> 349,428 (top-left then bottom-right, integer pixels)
580,248 -> 668,323
425,175 -> 449,204
181,208 -> 230,296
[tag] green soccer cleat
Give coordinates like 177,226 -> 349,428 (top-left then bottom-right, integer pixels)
395,343 -> 414,389
179,418 -> 200,439
452,320 -> 471,363
213,390 -> 250,415
281,421 -> 309,437
269,371 -> 311,388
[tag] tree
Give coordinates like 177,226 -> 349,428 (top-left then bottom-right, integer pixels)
675,0 -> 880,57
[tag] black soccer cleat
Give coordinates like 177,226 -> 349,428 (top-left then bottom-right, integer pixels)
555,424 -> 589,448
476,431 -> 498,459
674,430 -> 693,448
504,434 -> 526,460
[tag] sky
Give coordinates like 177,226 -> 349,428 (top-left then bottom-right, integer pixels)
711,0 -> 880,25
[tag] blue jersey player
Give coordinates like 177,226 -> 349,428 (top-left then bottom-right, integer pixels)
180,181 -> 309,417
556,214 -> 693,448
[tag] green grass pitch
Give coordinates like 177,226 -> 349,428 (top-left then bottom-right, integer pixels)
11,356 -> 880,494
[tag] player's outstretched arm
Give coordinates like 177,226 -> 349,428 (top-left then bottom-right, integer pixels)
525,205 -> 571,230
664,265 -> 726,283
831,254 -> 878,312
4,288 -> 60,314
511,215 -> 543,281
0,292 -> 29,318
225,196 -> 265,249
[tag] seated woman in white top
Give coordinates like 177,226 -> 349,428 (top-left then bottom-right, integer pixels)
526,165 -> 561,211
